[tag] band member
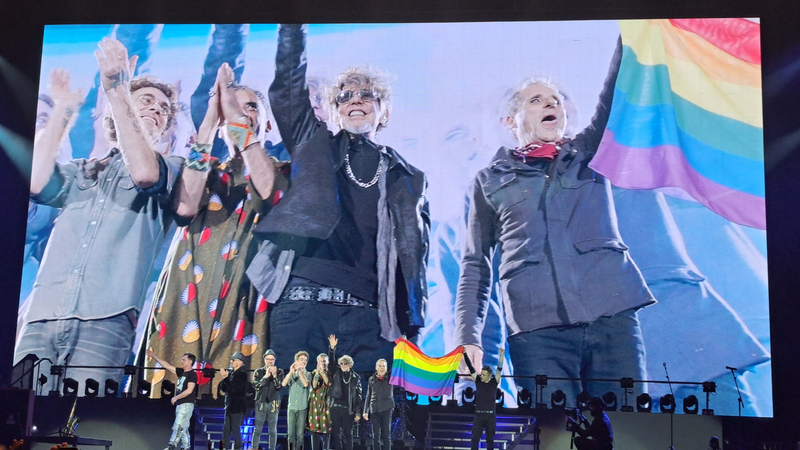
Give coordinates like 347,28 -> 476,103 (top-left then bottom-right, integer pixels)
363,359 -> 395,450
566,397 -> 614,450
327,335 -> 362,450
282,351 -> 311,450
219,352 -> 248,450
455,39 -> 655,401
247,24 -> 429,374
308,353 -> 332,450
147,350 -> 197,450
252,349 -> 284,450
464,349 -> 503,450
17,38 -> 183,392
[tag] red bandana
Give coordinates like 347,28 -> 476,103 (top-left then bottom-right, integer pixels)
513,140 -> 565,162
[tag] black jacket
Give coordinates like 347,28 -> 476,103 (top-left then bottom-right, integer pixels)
364,373 -> 395,414
328,346 -> 363,416
219,367 -> 248,414
253,366 -> 284,405
248,23 -> 429,339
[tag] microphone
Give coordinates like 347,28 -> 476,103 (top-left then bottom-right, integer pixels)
726,366 -> 738,371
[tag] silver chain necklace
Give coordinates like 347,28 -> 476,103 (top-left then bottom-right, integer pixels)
342,370 -> 352,384
345,151 -> 384,189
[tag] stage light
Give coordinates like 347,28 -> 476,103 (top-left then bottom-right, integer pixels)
161,380 -> 175,398
683,395 -> 699,414
429,395 -> 443,405
495,388 -> 504,408
84,378 -> 99,397
702,381 -> 716,416
517,388 -> 532,408
63,378 -> 78,396
405,392 -> 418,404
104,379 -> 119,397
462,387 -> 475,404
601,392 -> 617,411
137,379 -> 151,397
551,390 -> 566,409
660,394 -> 676,413
576,391 -> 591,409
636,393 -> 652,412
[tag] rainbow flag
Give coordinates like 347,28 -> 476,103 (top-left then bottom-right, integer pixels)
389,338 -> 464,397
590,19 -> 764,229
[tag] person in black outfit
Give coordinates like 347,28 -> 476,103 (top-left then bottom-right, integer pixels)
252,349 -> 285,450
363,358 -> 395,450
327,335 -> 363,450
566,397 -> 613,450
246,23 -> 429,376
146,349 -> 197,450
464,348 -> 504,450
219,352 -> 249,450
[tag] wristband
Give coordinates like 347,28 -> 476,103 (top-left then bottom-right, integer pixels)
185,143 -> 212,172
226,116 -> 260,151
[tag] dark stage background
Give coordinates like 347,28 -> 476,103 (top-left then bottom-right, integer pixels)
2,0 -> 800,441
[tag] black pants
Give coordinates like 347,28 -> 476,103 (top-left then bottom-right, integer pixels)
574,437 -> 613,450
470,413 -> 496,450
331,405 -> 355,450
370,409 -> 392,450
222,411 -> 244,449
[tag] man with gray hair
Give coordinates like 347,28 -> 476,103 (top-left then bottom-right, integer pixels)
247,24 -> 429,374
455,39 -> 656,404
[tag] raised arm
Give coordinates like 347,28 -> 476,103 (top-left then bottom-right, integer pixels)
495,348 -> 504,383
146,349 -> 177,375
95,38 -> 161,188
268,24 -> 320,154
31,69 -> 83,196
462,350 -> 478,383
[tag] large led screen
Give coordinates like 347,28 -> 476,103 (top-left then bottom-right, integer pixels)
17,20 -> 770,417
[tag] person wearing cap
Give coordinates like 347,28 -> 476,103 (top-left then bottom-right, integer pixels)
220,352 -> 249,450
281,351 -> 310,450
252,349 -> 284,450
565,397 -> 613,450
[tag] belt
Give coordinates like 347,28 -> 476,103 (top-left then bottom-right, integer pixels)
281,286 -> 372,307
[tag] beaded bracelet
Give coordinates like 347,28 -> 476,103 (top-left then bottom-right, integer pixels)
185,143 -> 212,172
226,116 -> 260,151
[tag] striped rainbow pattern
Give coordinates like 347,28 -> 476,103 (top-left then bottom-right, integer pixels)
590,19 -> 764,229
389,338 -> 463,397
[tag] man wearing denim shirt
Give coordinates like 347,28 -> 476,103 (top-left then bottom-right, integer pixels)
14,38 -> 183,394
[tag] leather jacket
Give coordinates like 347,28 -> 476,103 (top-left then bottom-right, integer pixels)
328,346 -> 363,416
247,24 -> 429,339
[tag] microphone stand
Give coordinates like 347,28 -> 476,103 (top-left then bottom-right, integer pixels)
663,362 -> 674,450
728,366 -> 744,449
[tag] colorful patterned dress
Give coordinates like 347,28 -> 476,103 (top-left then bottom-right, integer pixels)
144,156 -> 287,397
308,369 -> 332,433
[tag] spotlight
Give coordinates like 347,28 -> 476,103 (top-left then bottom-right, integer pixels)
462,387 -> 475,404
517,388 -> 532,408
601,392 -> 617,411
636,393 -> 652,412
551,390 -> 566,409
660,394 -> 676,413
683,395 -> 699,414
104,379 -> 119,397
405,392 -> 418,404
161,380 -> 175,398
84,379 -> 99,397
63,378 -> 78,396
124,365 -> 137,376
576,391 -> 591,409
137,379 -> 151,397
495,388 -> 504,408
429,395 -> 443,405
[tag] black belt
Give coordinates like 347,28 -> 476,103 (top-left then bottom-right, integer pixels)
281,286 -> 372,307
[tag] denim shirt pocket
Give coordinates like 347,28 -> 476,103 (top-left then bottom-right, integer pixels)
112,175 -> 138,212
482,173 -> 526,213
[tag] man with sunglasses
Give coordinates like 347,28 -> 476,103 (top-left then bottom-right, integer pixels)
17,37 -> 184,393
247,23 -> 429,374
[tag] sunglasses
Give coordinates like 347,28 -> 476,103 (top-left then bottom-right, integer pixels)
335,89 -> 380,105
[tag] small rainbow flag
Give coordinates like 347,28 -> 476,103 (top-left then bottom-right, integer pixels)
389,338 -> 464,397
590,19 -> 764,229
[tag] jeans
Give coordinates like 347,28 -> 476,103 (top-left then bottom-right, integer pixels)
222,412 -> 244,449
330,405 -> 354,450
169,403 -> 194,449
508,309 -> 646,407
310,433 -> 329,450
253,404 -> 280,450
370,409 -> 392,450
268,300 -> 395,375
287,409 -> 308,449
14,314 -> 135,395
470,413 -> 496,450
